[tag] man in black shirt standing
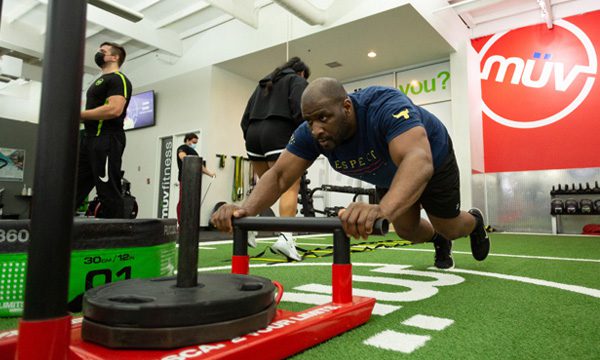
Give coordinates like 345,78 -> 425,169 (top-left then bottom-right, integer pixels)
176,133 -> 216,225
76,42 -> 132,218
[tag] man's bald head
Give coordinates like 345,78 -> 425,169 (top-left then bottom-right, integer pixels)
300,77 -> 356,151
301,77 -> 347,109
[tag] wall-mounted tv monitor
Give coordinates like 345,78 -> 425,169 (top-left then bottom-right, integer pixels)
124,90 -> 155,131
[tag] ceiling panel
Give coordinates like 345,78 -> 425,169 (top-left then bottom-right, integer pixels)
16,6 -> 46,32
139,0 -> 203,24
217,5 -> 454,83
162,6 -> 226,34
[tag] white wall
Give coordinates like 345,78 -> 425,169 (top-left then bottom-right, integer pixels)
0,81 -> 41,123
202,67 -> 257,224
121,67 -> 212,220
121,66 -> 255,224
450,41 -> 479,210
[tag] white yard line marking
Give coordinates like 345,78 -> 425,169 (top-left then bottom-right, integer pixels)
430,267 -> 600,298
385,247 -> 600,263
199,262 -> 600,300
364,330 -> 430,354
287,241 -> 600,263
402,314 -> 454,331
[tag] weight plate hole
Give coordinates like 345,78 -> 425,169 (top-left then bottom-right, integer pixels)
240,283 -> 263,291
108,295 -> 155,304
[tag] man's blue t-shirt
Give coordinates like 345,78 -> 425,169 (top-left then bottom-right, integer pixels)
287,86 -> 449,189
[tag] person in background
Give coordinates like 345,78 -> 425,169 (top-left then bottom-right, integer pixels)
212,78 -> 490,268
176,133 -> 216,225
240,57 -> 310,260
76,42 -> 132,218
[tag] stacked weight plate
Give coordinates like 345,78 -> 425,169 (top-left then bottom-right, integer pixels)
81,156 -> 276,349
81,273 -> 276,349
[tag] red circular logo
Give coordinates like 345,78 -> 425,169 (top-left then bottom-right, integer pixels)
479,20 -> 597,128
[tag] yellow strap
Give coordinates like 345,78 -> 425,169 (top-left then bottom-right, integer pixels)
96,99 -> 110,136
249,239 -> 413,263
115,71 -> 128,97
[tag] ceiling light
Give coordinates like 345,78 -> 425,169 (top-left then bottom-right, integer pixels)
367,51 -> 377,58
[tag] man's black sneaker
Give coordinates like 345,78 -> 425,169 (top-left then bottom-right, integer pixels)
433,236 -> 454,270
468,208 -> 490,261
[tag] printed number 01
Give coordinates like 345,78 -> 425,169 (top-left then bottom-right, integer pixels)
85,266 -> 132,290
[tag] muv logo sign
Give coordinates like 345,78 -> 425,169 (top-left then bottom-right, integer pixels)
479,20 -> 597,129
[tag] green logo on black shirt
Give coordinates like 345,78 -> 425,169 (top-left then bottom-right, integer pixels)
95,78 -> 104,86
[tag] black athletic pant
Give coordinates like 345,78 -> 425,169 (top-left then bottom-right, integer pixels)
75,132 -> 126,218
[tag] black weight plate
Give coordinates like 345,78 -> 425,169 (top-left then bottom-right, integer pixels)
82,300 -> 277,349
83,273 -> 275,328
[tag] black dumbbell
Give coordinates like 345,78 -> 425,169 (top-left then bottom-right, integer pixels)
565,198 -> 579,214
580,199 -> 593,214
551,199 -> 564,215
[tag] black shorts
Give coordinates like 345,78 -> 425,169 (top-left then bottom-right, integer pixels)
376,141 -> 461,219
245,118 -> 295,162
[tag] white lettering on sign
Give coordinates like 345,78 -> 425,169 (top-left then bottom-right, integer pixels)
481,55 -> 595,91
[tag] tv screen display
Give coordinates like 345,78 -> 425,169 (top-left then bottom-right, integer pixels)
124,90 -> 155,131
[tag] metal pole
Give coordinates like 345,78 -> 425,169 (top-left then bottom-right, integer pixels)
176,156 -> 202,288
232,217 -> 388,235
333,228 -> 350,264
332,228 -> 352,303
22,0 -> 87,321
233,226 -> 248,256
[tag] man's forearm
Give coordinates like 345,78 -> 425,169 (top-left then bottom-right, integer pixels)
379,151 -> 433,222
81,105 -> 122,120
242,170 -> 285,216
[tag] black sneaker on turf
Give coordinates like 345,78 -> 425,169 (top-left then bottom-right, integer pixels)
468,208 -> 490,261
433,237 -> 454,270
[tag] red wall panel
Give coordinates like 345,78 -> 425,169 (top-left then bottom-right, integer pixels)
472,11 -> 600,173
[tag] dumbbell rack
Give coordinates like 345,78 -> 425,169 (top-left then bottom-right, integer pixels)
550,182 -> 600,234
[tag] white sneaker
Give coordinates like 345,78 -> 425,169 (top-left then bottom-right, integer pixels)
271,232 -> 302,261
248,231 -> 257,248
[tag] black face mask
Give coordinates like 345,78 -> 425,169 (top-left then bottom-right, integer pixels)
94,52 -> 106,67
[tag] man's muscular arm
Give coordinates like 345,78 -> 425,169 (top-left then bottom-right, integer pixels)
81,95 -> 126,120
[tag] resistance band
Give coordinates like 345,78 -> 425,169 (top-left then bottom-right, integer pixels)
231,156 -> 244,202
249,238 -> 413,263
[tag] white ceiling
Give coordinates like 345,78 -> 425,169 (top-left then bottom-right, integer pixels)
1,0 -> 600,86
